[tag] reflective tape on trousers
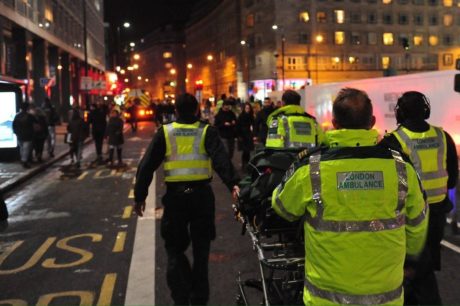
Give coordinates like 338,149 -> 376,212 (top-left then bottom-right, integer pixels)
304,278 -> 403,305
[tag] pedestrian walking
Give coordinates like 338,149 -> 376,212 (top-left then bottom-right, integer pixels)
12,103 -> 35,168
67,109 -> 89,168
236,102 -> 254,170
127,99 -> 139,132
214,99 -> 237,159
42,97 -> 60,158
134,93 -> 239,305
29,104 -> 49,163
105,109 -> 124,167
88,100 -> 107,163
265,90 -> 324,150
253,97 -> 274,146
382,91 -> 459,305
272,88 -> 428,305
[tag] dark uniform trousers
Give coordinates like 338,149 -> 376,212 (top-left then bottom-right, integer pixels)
161,183 -> 216,305
404,201 -> 448,305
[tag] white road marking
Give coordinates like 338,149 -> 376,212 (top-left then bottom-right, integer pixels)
441,240 -> 460,254
125,173 -> 156,305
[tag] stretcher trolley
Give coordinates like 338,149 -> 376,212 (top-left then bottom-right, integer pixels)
233,149 -> 306,305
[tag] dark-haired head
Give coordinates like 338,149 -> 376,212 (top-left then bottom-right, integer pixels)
20,102 -> 29,111
281,90 -> 301,106
71,109 -> 81,120
395,91 -> 430,123
175,93 -> 199,118
332,88 -> 375,130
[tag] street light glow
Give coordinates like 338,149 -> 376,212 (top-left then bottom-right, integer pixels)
120,69 -> 126,74
207,55 -> 213,61
187,63 -> 193,69
272,24 -> 279,30
133,64 -> 139,70
133,54 -> 140,60
124,78 -> 129,83
170,68 -> 176,75
137,76 -> 142,80
123,22 -> 130,28
240,40 -> 246,45
57,65 -> 63,70
316,34 -> 324,43
129,42 -> 135,47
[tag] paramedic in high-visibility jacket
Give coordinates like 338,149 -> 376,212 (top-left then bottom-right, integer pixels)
265,90 -> 324,150
272,88 -> 428,306
382,91 -> 458,305
134,93 -> 240,305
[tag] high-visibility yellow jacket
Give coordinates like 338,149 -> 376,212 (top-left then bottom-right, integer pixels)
272,129 -> 428,306
392,125 -> 448,204
265,105 -> 324,149
163,122 -> 212,182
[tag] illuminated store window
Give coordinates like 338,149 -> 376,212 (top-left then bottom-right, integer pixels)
299,11 -> 310,23
163,52 -> 172,59
334,10 -> 345,23
443,0 -> 453,5
382,0 -> 392,3
335,31 -> 345,44
383,33 -> 394,45
428,35 -> 438,46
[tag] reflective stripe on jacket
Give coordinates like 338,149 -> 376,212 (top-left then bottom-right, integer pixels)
163,122 -> 212,182
393,125 -> 448,204
265,105 -> 324,149
272,129 -> 428,305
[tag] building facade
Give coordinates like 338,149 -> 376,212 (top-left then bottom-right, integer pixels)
0,0 -> 106,119
135,0 -> 460,102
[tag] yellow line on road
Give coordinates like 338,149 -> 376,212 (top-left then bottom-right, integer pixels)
77,171 -> 89,180
128,189 -> 134,199
97,273 -> 117,306
122,206 -> 133,219
112,232 -> 127,253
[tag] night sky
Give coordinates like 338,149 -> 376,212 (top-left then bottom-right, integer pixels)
104,0 -> 205,40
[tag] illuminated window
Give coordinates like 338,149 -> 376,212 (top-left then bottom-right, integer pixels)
299,11 -> 310,23
163,52 -> 172,59
246,14 -> 255,27
381,56 -> 391,69
335,31 -> 345,44
348,56 -> 357,63
287,57 -> 305,70
443,14 -> 453,26
165,63 -> 172,68
317,11 -> 327,23
383,33 -> 394,45
44,6 -> 53,22
428,35 -> 438,46
413,35 -> 423,46
443,0 -> 453,5
334,10 -> 345,23
332,57 -> 341,64
382,0 -> 392,3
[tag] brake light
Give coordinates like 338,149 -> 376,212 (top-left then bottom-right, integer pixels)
139,109 -> 146,116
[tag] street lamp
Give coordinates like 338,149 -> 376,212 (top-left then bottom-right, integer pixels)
116,21 -> 131,68
207,54 -> 217,98
241,40 -> 251,99
272,24 -> 285,90
314,34 -> 324,84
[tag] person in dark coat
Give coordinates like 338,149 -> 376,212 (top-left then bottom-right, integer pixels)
214,99 -> 237,159
29,104 -> 49,163
253,97 -> 275,146
43,97 -> 60,157
13,103 -> 36,168
105,109 -> 124,166
88,101 -> 107,163
67,109 -> 89,168
236,102 -> 254,170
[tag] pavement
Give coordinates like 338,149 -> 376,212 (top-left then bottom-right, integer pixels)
0,124 -> 92,195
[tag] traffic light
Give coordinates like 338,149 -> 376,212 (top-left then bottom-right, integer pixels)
455,59 -> 460,93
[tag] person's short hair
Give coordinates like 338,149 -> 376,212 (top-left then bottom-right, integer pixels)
333,88 -> 373,129
223,99 -> 232,106
281,90 -> 301,105
175,93 -> 198,116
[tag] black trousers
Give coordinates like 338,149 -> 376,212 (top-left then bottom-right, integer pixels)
92,131 -> 105,157
161,184 -> 216,305
404,203 -> 447,305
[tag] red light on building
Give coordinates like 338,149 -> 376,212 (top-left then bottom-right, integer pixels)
195,80 -> 203,91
